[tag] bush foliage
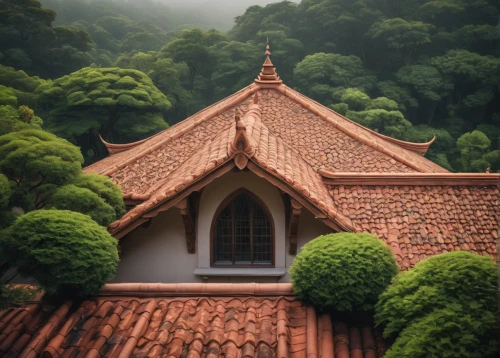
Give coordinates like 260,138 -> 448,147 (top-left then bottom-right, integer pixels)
50,173 -> 125,226
0,210 -> 119,297
375,251 -> 498,357
290,232 -> 398,312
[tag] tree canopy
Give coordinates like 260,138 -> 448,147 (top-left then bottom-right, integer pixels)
0,0 -> 498,172
0,128 -> 125,303
37,67 -> 171,161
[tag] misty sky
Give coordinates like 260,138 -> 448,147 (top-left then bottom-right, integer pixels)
158,0 -> 300,29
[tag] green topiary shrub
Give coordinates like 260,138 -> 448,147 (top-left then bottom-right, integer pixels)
289,232 -> 398,312
375,251 -> 498,357
0,210 -> 119,297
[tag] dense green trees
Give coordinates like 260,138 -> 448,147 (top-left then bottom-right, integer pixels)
50,174 -> 125,226
37,67 -> 170,161
0,0 -> 93,77
0,0 -> 498,172
0,130 -> 83,211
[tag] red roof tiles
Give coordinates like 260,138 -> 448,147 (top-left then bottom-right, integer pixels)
0,284 -> 386,358
328,184 -> 499,269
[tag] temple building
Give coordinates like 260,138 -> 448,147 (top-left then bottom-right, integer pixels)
85,43 -> 498,283
0,45 -> 498,358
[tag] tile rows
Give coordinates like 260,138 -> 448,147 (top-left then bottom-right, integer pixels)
329,185 -> 500,269
0,297 -> 388,358
0,297 -> 306,358
0,303 -> 53,357
278,86 -> 447,174
109,99 -> 358,235
85,83 -> 448,198
258,89 -> 420,174
111,109 -> 239,195
246,102 -> 334,212
108,123 -> 236,232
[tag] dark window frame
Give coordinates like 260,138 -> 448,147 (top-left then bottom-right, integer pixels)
210,188 -> 275,268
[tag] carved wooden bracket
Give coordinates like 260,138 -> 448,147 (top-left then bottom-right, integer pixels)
288,198 -> 302,255
175,197 -> 196,254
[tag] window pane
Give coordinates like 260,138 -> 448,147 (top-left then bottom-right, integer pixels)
214,206 -> 232,264
234,194 -> 251,264
252,203 -> 271,264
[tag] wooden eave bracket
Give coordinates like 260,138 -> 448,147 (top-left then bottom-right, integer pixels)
288,198 -> 302,255
174,197 -> 196,254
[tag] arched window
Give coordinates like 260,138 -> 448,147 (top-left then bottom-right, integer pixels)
211,189 -> 274,267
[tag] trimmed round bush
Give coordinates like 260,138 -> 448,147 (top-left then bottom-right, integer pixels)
375,251 -> 498,357
290,232 -> 398,312
0,210 -> 119,297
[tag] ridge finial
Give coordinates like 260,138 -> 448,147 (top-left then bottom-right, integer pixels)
255,39 -> 282,87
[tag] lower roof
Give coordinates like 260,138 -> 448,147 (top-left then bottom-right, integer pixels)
0,284 -> 387,358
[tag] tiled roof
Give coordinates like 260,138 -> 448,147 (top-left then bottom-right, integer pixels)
0,284 -> 387,358
328,184 -> 500,269
84,84 -> 447,199
108,97 -> 358,237
84,84 -> 259,197
84,47 -> 499,268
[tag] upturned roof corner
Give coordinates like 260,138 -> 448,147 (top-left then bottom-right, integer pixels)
255,39 -> 282,88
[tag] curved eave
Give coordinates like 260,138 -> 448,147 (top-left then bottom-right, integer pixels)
366,133 -> 437,155
99,134 -> 155,155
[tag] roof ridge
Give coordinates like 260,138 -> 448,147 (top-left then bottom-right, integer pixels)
99,283 -> 294,296
277,85 -> 447,173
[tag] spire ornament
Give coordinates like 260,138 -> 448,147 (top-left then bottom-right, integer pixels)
255,39 -> 282,87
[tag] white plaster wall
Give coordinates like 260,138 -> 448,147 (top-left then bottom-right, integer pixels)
113,170 -> 335,283
112,207 -> 199,283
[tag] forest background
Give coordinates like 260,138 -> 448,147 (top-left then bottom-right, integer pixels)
1,0 -> 499,172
